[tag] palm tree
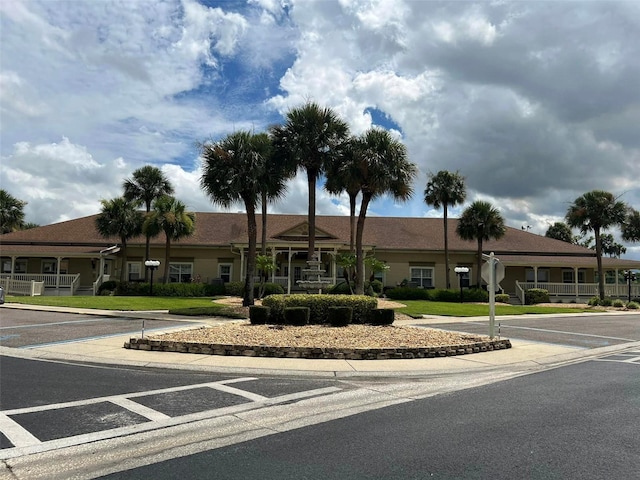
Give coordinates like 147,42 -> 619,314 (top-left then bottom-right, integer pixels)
566,190 -> 627,300
0,189 -> 27,234
200,131 -> 268,306
254,132 -> 293,255
123,166 -> 174,280
143,195 -> 195,284
270,101 -> 349,258
350,128 -> 417,295
622,208 -> 640,243
325,137 -> 361,253
456,201 -> 506,287
95,197 -> 144,283
424,171 -> 467,288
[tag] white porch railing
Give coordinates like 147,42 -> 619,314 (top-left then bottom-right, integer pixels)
2,273 -> 80,288
516,281 -> 640,300
0,278 -> 44,296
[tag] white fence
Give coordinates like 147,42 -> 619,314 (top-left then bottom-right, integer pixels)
0,278 -> 44,296
516,281 -> 640,303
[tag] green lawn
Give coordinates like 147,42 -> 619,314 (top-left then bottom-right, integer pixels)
4,295 -> 218,311
396,300 -> 595,317
5,295 -> 598,317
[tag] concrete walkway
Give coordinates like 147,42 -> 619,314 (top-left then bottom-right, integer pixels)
2,303 -> 639,378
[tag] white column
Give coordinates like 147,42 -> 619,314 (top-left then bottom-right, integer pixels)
270,246 -> 276,283
574,266 -> 579,300
10,256 -> 16,279
287,246 -> 292,294
534,266 -> 538,288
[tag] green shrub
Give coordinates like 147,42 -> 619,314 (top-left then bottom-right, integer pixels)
224,281 -> 284,298
97,280 -> 118,295
249,305 -> 270,325
328,306 -> 353,327
626,301 -> 639,309
328,281 -> 353,295
368,308 -> 395,326
525,288 -> 550,305
262,294 -> 377,325
588,296 -> 600,306
600,297 -> 613,307
167,306 -> 246,318
284,307 -> 310,326
495,293 -> 510,304
205,282 -> 227,296
385,287 -> 431,301
612,299 -> 625,308
368,280 -> 383,295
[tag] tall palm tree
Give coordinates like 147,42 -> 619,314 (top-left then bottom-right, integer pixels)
456,201 -> 506,288
95,197 -> 144,283
270,101 -> 349,258
622,208 -> 640,243
143,195 -> 195,284
200,131 -> 268,306
424,171 -> 467,289
350,128 -> 417,295
254,132 -> 293,255
325,137 -> 361,253
0,189 -> 27,234
123,166 -> 174,280
566,190 -> 627,300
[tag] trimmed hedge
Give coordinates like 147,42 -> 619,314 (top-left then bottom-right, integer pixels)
385,287 -> 432,300
386,287 -> 490,303
114,281 -> 224,297
525,288 -> 550,305
284,307 -> 310,326
495,293 -> 510,304
328,306 -> 353,327
368,308 -> 395,326
262,294 -> 377,325
249,305 -> 270,325
225,281 -> 284,297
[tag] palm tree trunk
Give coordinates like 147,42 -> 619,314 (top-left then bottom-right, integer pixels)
261,192 -> 267,256
444,207 -> 450,289
244,202 -> 257,307
119,240 -> 127,283
349,192 -> 357,253
163,235 -> 171,284
595,228 -> 605,300
476,238 -> 483,288
355,193 -> 372,295
307,173 -> 317,258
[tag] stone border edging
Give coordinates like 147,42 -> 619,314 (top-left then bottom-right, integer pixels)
124,338 -> 512,360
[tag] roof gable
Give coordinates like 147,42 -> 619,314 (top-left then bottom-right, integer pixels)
272,221 -> 338,241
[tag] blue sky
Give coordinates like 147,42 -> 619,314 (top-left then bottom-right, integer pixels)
1,0 -> 639,259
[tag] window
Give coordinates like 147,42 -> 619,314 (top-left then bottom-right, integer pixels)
526,268 -> 549,283
42,260 -> 57,274
410,267 -> 434,288
218,264 -> 232,283
169,263 -> 192,283
563,269 -> 587,284
127,262 -> 142,281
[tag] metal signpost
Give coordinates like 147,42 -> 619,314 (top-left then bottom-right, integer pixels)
481,252 -> 504,339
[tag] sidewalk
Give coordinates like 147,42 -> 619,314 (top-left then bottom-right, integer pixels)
2,303 -> 638,378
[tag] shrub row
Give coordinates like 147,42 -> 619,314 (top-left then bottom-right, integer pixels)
261,294 -> 377,324
589,296 -> 640,308
385,287 -> 490,303
249,304 -> 395,326
99,281 -> 283,298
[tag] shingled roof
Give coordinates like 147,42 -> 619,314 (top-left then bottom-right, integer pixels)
0,212 -> 637,268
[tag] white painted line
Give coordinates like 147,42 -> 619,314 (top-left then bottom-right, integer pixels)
481,323 -> 638,342
0,413 -> 41,447
0,318 -> 112,329
1,378 -> 259,416
108,397 -> 170,422
207,384 -> 268,402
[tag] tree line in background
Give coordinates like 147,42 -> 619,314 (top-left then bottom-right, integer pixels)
3,103 -> 640,305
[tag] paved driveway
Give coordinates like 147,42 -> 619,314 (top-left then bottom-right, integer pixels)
417,313 -> 640,348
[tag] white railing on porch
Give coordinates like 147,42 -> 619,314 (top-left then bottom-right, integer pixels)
0,278 -> 44,296
1,273 -> 80,288
516,281 -> 640,300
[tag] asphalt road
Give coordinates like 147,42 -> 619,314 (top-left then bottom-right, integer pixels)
100,353 -> 640,479
418,313 -> 640,348
0,309 -> 194,348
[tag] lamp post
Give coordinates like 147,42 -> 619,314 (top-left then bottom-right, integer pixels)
145,260 -> 160,296
454,266 -> 470,303
624,270 -> 637,303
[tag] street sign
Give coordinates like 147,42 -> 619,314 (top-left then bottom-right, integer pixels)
481,258 -> 505,283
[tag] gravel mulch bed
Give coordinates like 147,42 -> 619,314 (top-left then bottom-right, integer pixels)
150,322 -> 488,349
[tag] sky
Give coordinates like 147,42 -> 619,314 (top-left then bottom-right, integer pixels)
1,0 -> 639,259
